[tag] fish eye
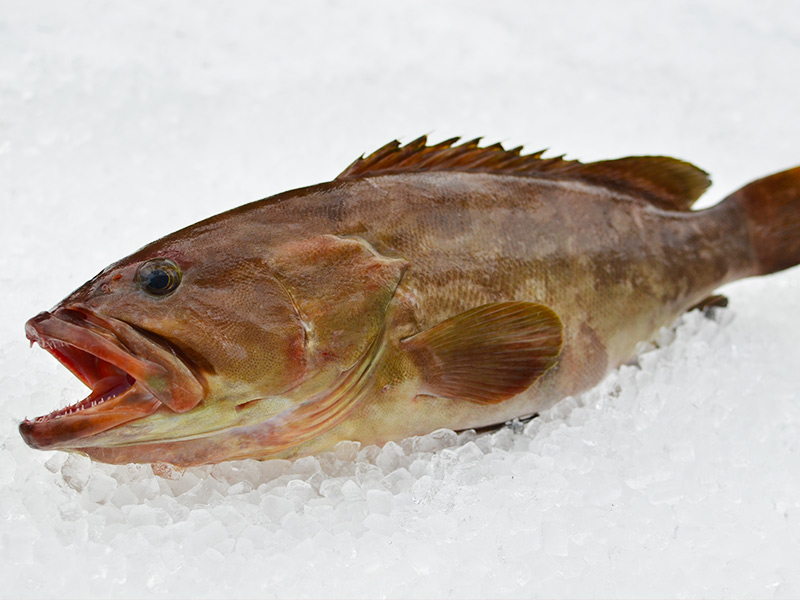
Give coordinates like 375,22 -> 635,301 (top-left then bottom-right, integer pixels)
137,258 -> 182,296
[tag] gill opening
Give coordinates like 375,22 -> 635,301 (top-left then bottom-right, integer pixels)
270,269 -> 314,354
230,324 -> 387,456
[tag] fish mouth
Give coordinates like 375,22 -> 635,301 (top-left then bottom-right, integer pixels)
20,308 -> 204,450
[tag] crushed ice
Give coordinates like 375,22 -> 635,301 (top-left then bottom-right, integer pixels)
2,307 -> 800,597
2,2 -> 800,596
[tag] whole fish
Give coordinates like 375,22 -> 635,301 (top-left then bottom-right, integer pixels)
19,137 -> 800,466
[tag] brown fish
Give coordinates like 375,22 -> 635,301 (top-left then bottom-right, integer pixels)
19,137 -> 800,467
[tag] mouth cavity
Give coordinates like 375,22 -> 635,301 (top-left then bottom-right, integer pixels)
19,309 -> 165,449
32,339 -> 137,420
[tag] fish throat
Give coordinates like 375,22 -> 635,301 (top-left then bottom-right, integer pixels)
214,325 -> 389,461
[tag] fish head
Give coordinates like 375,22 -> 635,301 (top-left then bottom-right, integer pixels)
20,223 -> 407,465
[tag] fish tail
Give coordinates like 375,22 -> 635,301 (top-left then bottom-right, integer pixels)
724,165 -> 800,276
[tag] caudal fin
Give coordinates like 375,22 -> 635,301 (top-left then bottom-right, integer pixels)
725,165 -> 800,276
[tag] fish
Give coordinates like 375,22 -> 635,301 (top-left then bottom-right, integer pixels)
18,136 -> 800,467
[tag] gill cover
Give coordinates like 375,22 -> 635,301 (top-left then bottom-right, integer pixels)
270,234 -> 409,369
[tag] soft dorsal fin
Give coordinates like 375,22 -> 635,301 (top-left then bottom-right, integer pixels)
401,301 -> 563,405
337,136 -> 711,211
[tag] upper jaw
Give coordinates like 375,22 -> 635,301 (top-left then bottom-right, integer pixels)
19,307 -> 204,450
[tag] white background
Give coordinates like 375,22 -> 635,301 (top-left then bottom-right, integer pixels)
1,1 -> 799,598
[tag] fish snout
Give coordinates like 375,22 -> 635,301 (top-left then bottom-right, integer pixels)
25,311 -> 53,344
18,419 -> 42,449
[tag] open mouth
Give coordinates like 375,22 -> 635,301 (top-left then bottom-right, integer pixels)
19,308 -> 201,450
31,337 -> 137,420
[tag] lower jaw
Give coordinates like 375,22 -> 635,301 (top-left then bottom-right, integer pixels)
19,384 -> 161,450
61,413 -> 349,467
70,433 -> 315,467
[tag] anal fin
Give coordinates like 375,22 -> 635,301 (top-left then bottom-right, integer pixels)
401,302 -> 563,405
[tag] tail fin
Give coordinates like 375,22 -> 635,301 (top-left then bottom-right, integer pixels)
724,165 -> 800,276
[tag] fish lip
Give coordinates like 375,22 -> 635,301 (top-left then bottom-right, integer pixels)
25,308 -> 157,388
20,307 -> 202,450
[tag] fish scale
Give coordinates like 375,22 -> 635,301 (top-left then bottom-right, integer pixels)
17,137 -> 800,467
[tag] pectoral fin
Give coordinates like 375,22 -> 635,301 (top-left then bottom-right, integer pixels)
401,302 -> 563,405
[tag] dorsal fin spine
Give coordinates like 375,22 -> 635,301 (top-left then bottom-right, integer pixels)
336,135 -> 711,211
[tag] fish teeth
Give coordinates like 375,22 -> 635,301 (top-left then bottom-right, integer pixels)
37,338 -> 70,351
32,373 -> 130,423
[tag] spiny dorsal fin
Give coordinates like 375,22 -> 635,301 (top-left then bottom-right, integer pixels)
337,136 -> 711,211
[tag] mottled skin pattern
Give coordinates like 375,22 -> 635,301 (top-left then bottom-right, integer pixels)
23,138 -> 799,467
40,170 -> 750,465
261,173 -> 751,457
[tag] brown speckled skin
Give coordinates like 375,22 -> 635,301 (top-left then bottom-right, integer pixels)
52,169 -> 755,466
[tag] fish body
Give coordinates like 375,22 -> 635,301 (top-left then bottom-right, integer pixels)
19,137 -> 800,466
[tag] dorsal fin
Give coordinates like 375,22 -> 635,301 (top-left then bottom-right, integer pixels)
336,136 -> 711,211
